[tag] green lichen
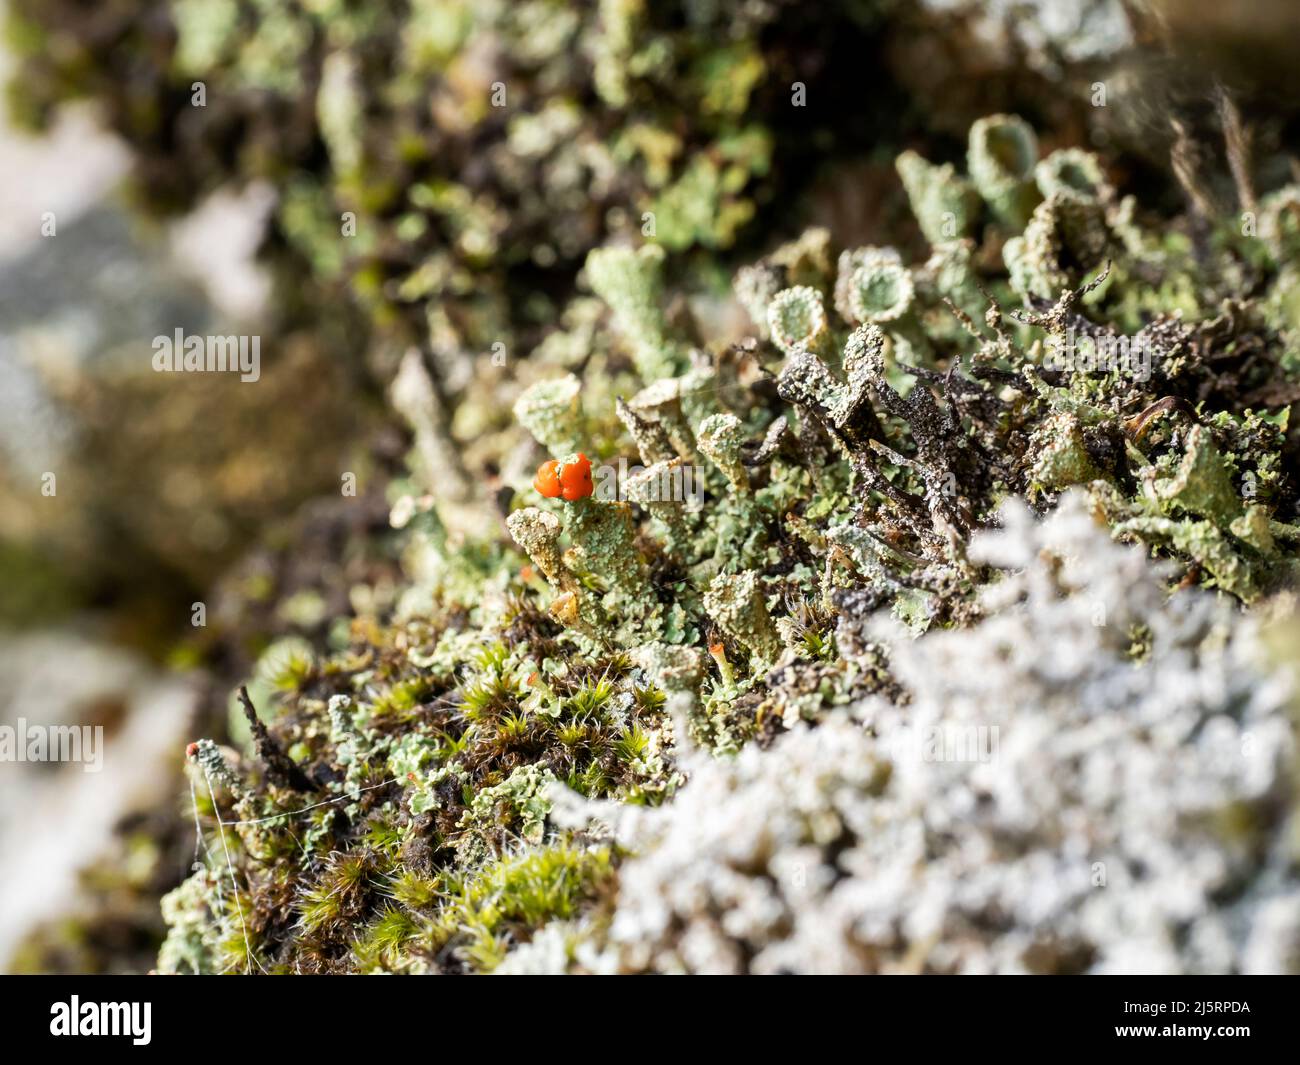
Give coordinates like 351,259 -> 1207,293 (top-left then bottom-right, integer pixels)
696,413 -> 751,494
704,571 -> 782,665
1029,412 -> 1107,492
584,245 -> 682,381
967,113 -> 1040,228
134,109 -> 1300,974
896,150 -> 980,245
767,285 -> 832,358
513,375 -> 584,458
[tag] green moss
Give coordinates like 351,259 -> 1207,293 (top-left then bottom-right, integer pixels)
427,842 -> 614,973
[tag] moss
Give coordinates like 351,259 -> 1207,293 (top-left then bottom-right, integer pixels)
423,842 -> 614,973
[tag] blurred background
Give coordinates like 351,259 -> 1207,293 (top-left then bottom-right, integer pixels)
0,24 -> 385,970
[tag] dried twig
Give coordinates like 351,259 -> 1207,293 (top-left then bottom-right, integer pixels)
1169,117 -> 1218,221
237,686 -> 317,793
1216,84 -> 1257,218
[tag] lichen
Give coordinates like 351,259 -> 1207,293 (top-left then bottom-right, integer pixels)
12,2 -> 1299,976
533,496 -> 1300,974
153,106 -> 1300,972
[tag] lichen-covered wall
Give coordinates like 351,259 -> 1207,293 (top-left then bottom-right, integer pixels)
6,2 -> 1300,975
152,114 -> 1300,973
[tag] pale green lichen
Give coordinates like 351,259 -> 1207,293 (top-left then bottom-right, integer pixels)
628,377 -> 697,461
1006,191 -> 1110,300
735,228 -> 834,338
767,285 -> 832,357
623,460 -> 692,543
506,507 -> 574,593
843,256 -> 931,364
833,246 -> 902,324
565,497 -> 654,615
704,571 -> 782,664
1260,186 -> 1300,264
896,149 -> 980,245
616,397 -> 676,466
458,763 -> 558,854
513,375 -> 584,457
967,113 -> 1039,228
846,259 -> 914,324
1155,425 -> 1244,522
190,739 -> 244,798
584,245 -> 682,380
1029,412 -> 1107,492
1035,147 -> 1111,203
696,413 -> 750,494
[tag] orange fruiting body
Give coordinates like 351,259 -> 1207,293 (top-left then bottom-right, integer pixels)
559,453 -> 594,500
534,453 -> 594,501
533,459 -> 561,498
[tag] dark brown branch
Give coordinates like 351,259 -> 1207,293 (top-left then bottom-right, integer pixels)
237,686 -> 317,793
